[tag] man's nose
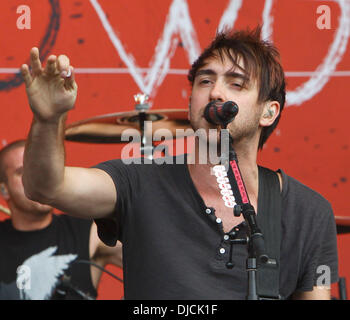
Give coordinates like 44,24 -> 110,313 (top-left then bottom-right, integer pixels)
209,81 -> 225,102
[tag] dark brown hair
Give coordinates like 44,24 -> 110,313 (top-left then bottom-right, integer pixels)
0,140 -> 26,183
188,26 -> 286,149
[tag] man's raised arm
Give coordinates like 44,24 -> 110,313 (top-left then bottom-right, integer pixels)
21,48 -> 116,219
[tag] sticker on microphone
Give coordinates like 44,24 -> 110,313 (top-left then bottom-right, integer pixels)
212,165 -> 236,208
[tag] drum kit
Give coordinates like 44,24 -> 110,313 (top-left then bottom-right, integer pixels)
1,93 -> 349,235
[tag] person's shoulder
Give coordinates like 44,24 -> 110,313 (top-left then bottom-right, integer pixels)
0,217 -> 11,224
0,218 -> 11,231
52,213 -> 92,228
279,169 -> 332,211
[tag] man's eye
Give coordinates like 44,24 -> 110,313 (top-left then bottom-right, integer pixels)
232,83 -> 242,88
200,79 -> 211,84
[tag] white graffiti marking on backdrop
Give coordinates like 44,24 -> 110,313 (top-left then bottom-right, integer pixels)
217,0 -> 242,32
262,0 -> 350,106
262,0 -> 274,40
90,0 -> 200,96
90,0 -> 350,106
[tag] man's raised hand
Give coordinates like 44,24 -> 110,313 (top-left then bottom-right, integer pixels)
21,47 -> 78,123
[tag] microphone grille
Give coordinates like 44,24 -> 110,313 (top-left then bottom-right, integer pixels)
223,101 -> 239,117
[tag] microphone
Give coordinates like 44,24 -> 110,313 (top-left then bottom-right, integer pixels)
204,100 -> 239,126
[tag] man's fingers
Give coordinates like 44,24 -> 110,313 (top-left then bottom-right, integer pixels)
30,47 -> 43,76
57,55 -> 70,78
64,66 -> 77,90
45,55 -> 58,75
20,64 -> 33,88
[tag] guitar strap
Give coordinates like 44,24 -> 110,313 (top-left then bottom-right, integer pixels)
255,166 -> 283,299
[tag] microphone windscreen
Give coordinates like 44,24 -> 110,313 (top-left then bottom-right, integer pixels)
222,101 -> 239,118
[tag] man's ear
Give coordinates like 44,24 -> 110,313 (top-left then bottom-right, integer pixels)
0,183 -> 9,200
260,101 -> 280,127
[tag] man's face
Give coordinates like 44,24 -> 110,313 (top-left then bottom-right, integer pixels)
1,146 -> 52,215
189,53 -> 264,146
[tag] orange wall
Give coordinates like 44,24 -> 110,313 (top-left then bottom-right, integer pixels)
0,0 -> 349,299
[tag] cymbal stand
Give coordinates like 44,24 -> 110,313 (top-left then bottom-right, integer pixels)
134,93 -> 155,160
134,93 -> 169,160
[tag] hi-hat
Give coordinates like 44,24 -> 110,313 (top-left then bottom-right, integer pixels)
65,109 -> 192,143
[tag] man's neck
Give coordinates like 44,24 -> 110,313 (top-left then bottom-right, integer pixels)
187,136 -> 260,201
9,209 -> 53,231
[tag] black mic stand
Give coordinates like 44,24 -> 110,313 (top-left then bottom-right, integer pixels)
220,127 -> 272,300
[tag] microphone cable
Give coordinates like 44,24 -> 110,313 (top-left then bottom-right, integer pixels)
55,259 -> 124,300
73,259 -> 124,283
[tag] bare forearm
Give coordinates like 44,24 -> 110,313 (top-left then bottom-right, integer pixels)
23,115 -> 67,203
21,48 -> 116,219
292,287 -> 331,300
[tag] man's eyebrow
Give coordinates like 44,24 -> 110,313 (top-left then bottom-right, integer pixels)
224,71 -> 250,82
195,69 -> 249,82
195,69 -> 216,77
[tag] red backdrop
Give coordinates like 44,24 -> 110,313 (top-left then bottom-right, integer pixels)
0,0 -> 349,299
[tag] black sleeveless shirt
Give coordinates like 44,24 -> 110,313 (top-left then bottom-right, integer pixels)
0,214 -> 97,300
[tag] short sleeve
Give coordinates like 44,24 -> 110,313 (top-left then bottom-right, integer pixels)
297,202 -> 339,291
312,209 -> 339,286
92,159 -> 140,246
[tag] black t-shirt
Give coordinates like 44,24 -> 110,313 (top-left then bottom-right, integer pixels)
94,155 -> 338,300
0,214 -> 97,300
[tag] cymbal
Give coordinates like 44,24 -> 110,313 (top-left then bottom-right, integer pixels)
335,216 -> 350,234
65,109 -> 192,143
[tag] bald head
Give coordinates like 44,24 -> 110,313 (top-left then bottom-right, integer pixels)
0,139 -> 53,218
0,140 -> 26,183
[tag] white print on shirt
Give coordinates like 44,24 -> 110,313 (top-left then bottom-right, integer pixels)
213,165 -> 237,208
316,265 -> 331,287
16,246 -> 77,300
